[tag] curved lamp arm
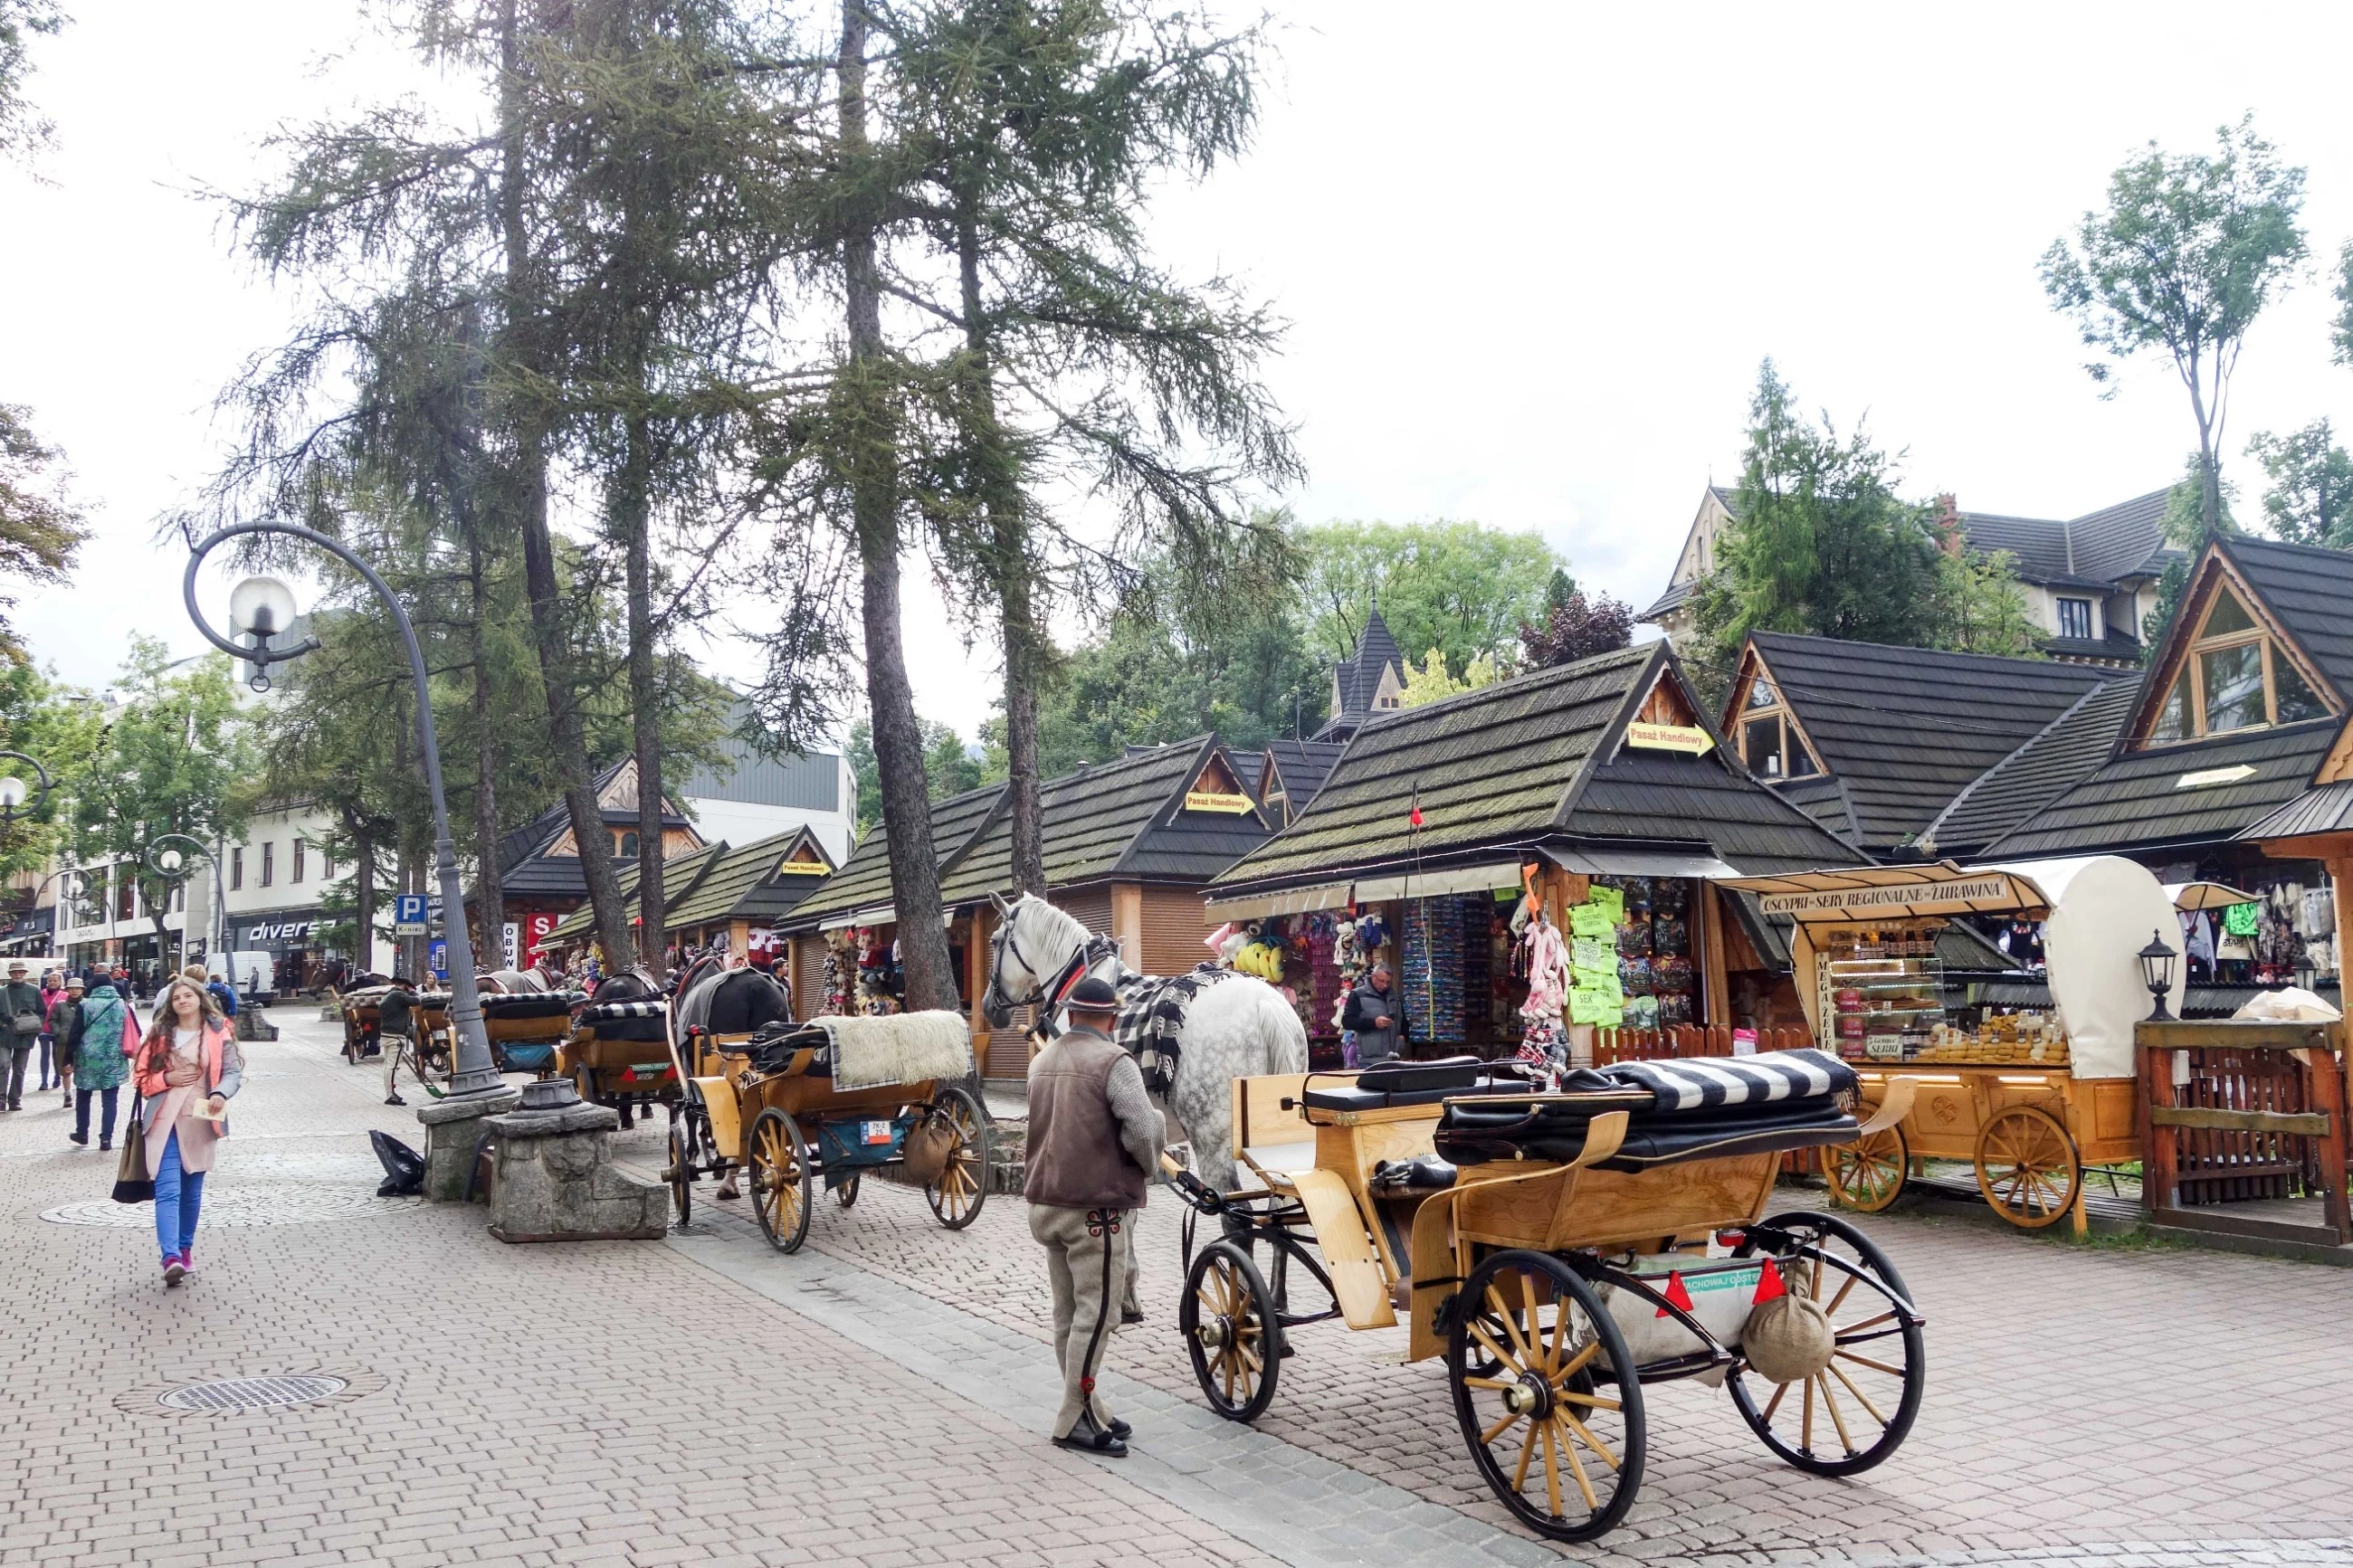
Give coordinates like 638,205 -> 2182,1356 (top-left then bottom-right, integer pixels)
184,520 -> 498,1097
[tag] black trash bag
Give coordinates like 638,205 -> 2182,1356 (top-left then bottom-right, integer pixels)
369,1130 -> 426,1197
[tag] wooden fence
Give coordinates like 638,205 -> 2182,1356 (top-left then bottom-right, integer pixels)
1592,1024 -> 1812,1066
2135,1020 -> 2350,1247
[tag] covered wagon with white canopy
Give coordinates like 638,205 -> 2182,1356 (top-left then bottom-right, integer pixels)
1716,857 -> 2182,1233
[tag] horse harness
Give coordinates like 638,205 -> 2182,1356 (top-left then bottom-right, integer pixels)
988,920 -> 1228,1097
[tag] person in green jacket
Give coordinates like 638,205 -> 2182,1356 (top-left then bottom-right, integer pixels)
2,960 -> 44,1111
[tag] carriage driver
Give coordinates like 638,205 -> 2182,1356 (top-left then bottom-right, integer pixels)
1025,974 -> 1164,1458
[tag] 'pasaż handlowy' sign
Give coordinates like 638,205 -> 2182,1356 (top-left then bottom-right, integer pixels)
1624,722 -> 1715,755
1758,876 -> 2018,917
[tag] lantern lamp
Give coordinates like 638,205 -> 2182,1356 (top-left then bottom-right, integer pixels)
2137,929 -> 2179,1022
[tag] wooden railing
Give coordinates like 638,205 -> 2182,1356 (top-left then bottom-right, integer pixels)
1592,1024 -> 1811,1066
2135,1020 -> 2350,1246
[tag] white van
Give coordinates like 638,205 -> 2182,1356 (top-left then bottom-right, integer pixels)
219,951 -> 278,1007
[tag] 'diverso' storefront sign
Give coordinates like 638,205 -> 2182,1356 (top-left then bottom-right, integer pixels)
240,916 -> 338,949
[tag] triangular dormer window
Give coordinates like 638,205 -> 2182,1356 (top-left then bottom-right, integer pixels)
2144,581 -> 2337,745
1726,654 -> 1822,780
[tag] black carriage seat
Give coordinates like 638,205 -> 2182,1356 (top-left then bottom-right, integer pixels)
1300,1056 -> 1538,1113
1435,1046 -> 1869,1169
744,1021 -> 832,1078
1367,1154 -> 1460,1198
576,998 -> 670,1043
479,992 -> 574,1021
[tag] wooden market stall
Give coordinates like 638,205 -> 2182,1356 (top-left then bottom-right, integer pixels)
1716,857 -> 2185,1234
776,736 -> 1278,1077
1203,643 -> 1865,1066
541,826 -> 835,967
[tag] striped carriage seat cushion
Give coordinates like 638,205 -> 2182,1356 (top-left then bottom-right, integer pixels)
480,993 -> 573,1021
1598,1048 -> 1856,1113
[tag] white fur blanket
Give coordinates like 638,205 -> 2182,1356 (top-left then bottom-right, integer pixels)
817,1010 -> 974,1090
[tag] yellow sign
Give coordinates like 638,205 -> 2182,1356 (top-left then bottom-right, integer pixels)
1625,722 -> 1715,756
1184,791 -> 1254,814
774,858 -> 830,875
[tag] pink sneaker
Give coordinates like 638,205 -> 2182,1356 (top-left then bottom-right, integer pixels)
162,1255 -> 186,1288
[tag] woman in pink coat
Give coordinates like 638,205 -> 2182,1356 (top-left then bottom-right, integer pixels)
129,978 -> 241,1287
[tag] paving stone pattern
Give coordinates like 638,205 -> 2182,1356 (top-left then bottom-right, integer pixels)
3,1006 -> 2350,1566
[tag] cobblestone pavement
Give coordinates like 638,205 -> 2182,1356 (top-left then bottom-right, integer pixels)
3,1008 -> 2350,1567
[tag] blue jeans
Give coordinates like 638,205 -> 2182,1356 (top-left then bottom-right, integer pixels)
154,1129 -> 205,1263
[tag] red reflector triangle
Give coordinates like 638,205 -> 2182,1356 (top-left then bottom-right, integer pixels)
1753,1257 -> 1786,1304
1655,1270 -> 1694,1317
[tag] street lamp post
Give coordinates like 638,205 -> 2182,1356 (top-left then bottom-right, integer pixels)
182,521 -> 500,1097
144,833 -> 225,976
0,750 -> 54,825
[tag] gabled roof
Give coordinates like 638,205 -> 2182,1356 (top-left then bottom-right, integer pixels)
2236,779 -> 2353,844
1944,489 -> 2174,587
938,737 -> 1272,901
2217,535 -> 2353,702
1738,632 -> 2111,855
485,758 -> 699,900
544,839 -> 728,943
783,781 -> 1006,930
1212,643 -> 1860,893
781,739 -> 1278,932
664,827 -> 836,932
1981,718 -> 2339,859
1920,677 -> 2141,856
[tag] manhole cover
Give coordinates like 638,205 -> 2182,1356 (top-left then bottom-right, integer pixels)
159,1374 -> 348,1412
41,1187 -> 421,1228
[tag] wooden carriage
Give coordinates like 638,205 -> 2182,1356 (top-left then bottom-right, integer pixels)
662,1011 -> 989,1250
1166,1055 -> 1925,1544
1719,859 -> 2185,1234
337,984 -> 453,1067
557,996 -> 681,1117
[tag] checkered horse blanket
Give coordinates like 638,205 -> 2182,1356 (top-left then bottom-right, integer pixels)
1599,1048 -> 1855,1113
1109,960 -> 1234,1094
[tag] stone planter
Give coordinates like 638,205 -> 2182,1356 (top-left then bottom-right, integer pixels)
484,1079 -> 666,1243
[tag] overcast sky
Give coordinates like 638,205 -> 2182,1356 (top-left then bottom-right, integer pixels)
9,3 -> 2353,743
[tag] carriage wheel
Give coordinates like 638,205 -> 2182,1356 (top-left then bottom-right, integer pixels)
1181,1240 -> 1280,1422
1973,1106 -> 2079,1230
414,1036 -> 452,1099
834,1174 -> 861,1209
666,1124 -> 695,1227
1729,1211 -> 1926,1476
1826,1119 -> 1907,1213
748,1107 -> 813,1254
1449,1250 -> 1644,1544
922,1086 -> 990,1231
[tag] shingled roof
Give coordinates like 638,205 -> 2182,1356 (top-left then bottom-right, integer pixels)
1920,677 -> 2142,856
543,840 -> 727,943
781,782 -> 1005,932
1259,738 -> 1346,823
1211,642 -> 1861,894
1982,717 -> 2339,858
665,828 -> 836,932
938,736 -> 1272,902
2218,534 -> 2353,702
780,738 -> 1276,933
1740,632 -> 2111,855
482,758 -> 698,901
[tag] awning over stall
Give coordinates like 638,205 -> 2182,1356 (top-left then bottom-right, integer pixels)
1351,861 -> 1525,903
1541,846 -> 1739,881
1202,880 -> 1355,923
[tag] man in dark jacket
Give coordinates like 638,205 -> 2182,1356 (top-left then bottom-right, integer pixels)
1342,959 -> 1407,1066
2,961 -> 43,1111
1025,974 -> 1162,1458
378,976 -> 420,1106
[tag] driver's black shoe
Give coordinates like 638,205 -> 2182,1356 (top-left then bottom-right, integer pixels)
1052,1412 -> 1127,1457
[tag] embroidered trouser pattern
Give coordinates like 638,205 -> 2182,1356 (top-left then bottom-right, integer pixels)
1028,1202 -> 1128,1438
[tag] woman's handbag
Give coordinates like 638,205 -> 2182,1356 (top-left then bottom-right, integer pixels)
112,1104 -> 153,1204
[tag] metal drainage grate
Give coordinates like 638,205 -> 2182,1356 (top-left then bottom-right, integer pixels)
159,1374 -> 348,1413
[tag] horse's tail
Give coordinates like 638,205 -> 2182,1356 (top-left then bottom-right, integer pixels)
1253,980 -> 1309,1075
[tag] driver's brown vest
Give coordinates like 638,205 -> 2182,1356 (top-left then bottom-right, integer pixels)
1024,1026 -> 1147,1210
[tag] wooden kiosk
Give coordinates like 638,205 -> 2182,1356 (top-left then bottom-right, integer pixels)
1717,859 -> 2184,1234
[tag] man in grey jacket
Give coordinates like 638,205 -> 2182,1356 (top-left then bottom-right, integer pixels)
1342,959 -> 1407,1066
1025,974 -> 1162,1458
2,961 -> 43,1111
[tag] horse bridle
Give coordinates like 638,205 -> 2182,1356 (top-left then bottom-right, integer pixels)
983,912 -> 1110,1027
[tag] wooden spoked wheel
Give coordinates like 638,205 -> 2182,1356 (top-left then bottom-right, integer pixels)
922,1086 -> 990,1231
834,1174 -> 861,1208
666,1124 -> 695,1225
1973,1105 -> 2080,1229
1826,1119 -> 1908,1213
1181,1240 -> 1279,1422
1729,1212 -> 1926,1476
1449,1250 -> 1644,1544
748,1107 -> 814,1254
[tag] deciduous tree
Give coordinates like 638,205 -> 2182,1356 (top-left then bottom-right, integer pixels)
2247,419 -> 2353,548
2043,116 -> 2307,538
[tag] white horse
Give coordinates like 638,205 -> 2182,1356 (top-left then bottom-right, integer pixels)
982,891 -> 1308,1193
